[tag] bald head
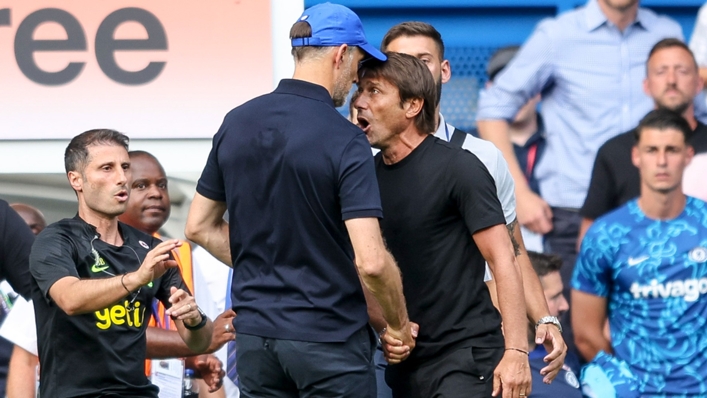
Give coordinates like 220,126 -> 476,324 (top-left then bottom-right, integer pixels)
10,203 -> 46,235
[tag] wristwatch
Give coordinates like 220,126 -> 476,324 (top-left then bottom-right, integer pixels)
535,315 -> 562,333
184,306 -> 208,330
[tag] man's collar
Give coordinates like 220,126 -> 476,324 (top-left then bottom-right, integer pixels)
433,113 -> 451,139
275,79 -> 335,108
584,0 -> 649,32
585,0 -> 609,32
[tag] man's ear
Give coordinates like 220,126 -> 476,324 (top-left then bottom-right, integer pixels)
333,44 -> 348,69
67,171 -> 83,193
441,59 -> 451,84
404,97 -> 424,120
631,145 -> 640,168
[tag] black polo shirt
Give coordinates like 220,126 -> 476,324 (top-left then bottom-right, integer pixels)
197,79 -> 383,342
581,122 -> 707,220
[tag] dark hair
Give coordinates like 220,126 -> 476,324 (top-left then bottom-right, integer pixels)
634,109 -> 693,143
358,52 -> 437,134
64,129 -> 129,174
348,89 -> 361,120
381,22 -> 445,60
647,38 -> 698,72
528,251 -> 562,278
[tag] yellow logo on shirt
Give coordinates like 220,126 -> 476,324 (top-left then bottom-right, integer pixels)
95,300 -> 145,330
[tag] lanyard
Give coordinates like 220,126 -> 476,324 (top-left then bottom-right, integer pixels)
225,268 -> 233,310
151,301 -> 171,330
525,143 -> 538,182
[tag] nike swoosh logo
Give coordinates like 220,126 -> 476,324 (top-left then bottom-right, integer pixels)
628,256 -> 650,266
92,264 -> 109,273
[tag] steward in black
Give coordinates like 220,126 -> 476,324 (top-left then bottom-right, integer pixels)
375,135 -> 505,367
581,122 -> 707,220
30,216 -> 186,398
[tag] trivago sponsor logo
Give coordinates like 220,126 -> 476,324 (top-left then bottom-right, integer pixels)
95,300 -> 146,330
630,278 -> 707,302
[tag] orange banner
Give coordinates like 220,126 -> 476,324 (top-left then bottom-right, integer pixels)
0,0 -> 273,139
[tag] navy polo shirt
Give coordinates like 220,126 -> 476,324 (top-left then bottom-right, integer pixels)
197,79 -> 383,342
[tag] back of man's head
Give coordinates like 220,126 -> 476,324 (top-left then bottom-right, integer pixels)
10,203 -> 46,235
528,251 -> 563,278
290,3 -> 385,63
380,21 -> 445,61
358,52 -> 437,134
486,46 -> 520,83
64,129 -> 129,175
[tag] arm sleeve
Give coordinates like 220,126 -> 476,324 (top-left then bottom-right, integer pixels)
493,149 -> 517,224
690,4 -> 707,67
0,203 -> 33,299
0,297 -> 38,356
580,145 -> 618,220
571,223 -> 614,298
196,126 -> 227,202
448,150 -> 506,234
155,268 -> 189,309
338,134 -> 383,220
29,230 -> 79,303
476,19 -> 555,121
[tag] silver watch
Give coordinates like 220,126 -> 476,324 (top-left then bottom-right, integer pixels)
535,315 -> 562,333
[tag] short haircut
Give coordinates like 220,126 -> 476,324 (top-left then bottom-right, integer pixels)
380,22 -> 445,60
64,129 -> 129,174
634,109 -> 693,144
128,150 -> 158,162
290,21 -> 354,61
528,251 -> 563,278
358,52 -> 437,134
647,38 -> 698,71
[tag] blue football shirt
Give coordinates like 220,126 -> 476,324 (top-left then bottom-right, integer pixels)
573,197 -> 707,397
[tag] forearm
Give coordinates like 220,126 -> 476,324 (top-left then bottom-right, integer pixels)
575,331 -> 612,362
7,346 -> 37,398
493,257 -> 529,350
185,194 -> 232,266
49,273 -> 144,315
176,319 -> 214,354
360,275 -> 387,332
188,222 -> 231,267
358,251 -> 409,330
512,225 -> 550,322
146,327 -> 207,359
477,119 -> 531,193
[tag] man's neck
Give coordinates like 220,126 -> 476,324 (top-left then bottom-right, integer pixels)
509,114 -> 539,146
78,204 -> 122,245
684,108 -> 698,130
292,63 -> 335,99
597,0 -> 639,31
637,188 -> 686,220
380,127 -> 428,165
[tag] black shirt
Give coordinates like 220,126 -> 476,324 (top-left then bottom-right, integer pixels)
0,199 -> 33,299
376,135 -> 505,366
581,122 -> 707,220
196,79 -> 383,342
0,200 -> 34,397
29,216 -> 186,398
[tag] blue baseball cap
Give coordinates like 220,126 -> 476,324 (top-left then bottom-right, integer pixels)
291,3 -> 386,61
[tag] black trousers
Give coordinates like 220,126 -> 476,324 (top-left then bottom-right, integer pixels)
236,326 -> 376,398
385,346 -> 504,398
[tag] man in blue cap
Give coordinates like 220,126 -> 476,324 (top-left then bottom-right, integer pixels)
186,3 -> 414,397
